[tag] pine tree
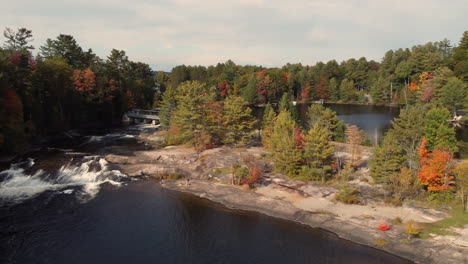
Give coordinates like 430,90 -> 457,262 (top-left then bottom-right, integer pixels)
278,93 -> 300,125
389,105 -> 426,171
306,104 -> 344,141
302,123 -> 335,182
222,95 -> 255,145
167,81 -> 215,149
370,131 -> 406,184
370,75 -> 390,104
270,111 -> 302,177
261,103 -> 277,148
440,77 -> 467,115
329,78 -> 340,101
340,79 -> 356,101
159,84 -> 177,127
423,108 -> 458,152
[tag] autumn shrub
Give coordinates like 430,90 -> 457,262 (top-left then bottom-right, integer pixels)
377,223 -> 391,231
231,163 -> 249,185
335,184 -> 360,204
404,221 -> 423,240
241,155 -> 264,186
375,239 -> 389,246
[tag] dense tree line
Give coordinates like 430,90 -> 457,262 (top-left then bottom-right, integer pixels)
0,28 -> 157,153
156,32 -> 467,110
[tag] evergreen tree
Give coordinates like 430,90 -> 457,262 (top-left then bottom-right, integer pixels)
329,77 -> 340,101
269,111 -> 302,177
278,93 -> 300,125
39,34 -> 96,69
450,31 -> 468,82
222,95 -> 255,145
306,104 -> 344,141
159,85 -> 177,127
262,103 -> 274,128
370,131 -> 406,184
302,123 -> 334,182
339,78 -> 356,101
423,108 -> 458,152
370,75 -> 390,104
261,103 -> 277,147
389,105 -> 426,171
241,75 -> 257,104
3,27 -> 34,52
167,81 -> 215,149
440,77 -> 467,115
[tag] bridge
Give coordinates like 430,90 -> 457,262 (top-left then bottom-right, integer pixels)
123,109 -> 160,125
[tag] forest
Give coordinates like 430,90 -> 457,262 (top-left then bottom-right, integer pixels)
1,28 -> 467,157
0,28 -> 156,153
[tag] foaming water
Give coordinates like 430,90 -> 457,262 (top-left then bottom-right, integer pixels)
0,156 -> 126,205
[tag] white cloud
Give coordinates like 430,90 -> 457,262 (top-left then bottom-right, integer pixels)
0,0 -> 466,71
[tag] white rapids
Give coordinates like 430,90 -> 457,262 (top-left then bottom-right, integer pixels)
0,156 -> 127,204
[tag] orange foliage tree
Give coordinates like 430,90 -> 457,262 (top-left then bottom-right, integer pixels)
73,68 -> 96,92
408,81 -> 420,91
418,137 -> 455,192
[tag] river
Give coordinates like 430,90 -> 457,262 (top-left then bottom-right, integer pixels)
0,123 -> 412,264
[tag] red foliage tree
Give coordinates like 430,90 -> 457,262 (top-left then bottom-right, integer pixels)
256,70 -> 269,103
300,82 -> 311,102
315,74 -> 329,99
218,80 -> 229,97
294,126 -> 304,150
3,89 -> 23,120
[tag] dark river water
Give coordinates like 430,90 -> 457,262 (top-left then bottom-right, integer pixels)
0,104 -> 430,264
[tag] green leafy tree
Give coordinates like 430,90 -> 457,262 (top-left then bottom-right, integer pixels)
423,108 -> 458,152
302,123 -> 334,182
32,57 -> 73,133
222,95 -> 255,145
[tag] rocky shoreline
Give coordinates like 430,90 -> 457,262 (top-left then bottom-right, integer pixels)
106,141 -> 468,264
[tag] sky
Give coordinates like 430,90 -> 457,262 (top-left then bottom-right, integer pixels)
1,0 -> 467,71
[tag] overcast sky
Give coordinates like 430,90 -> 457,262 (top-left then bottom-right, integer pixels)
1,0 -> 467,71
